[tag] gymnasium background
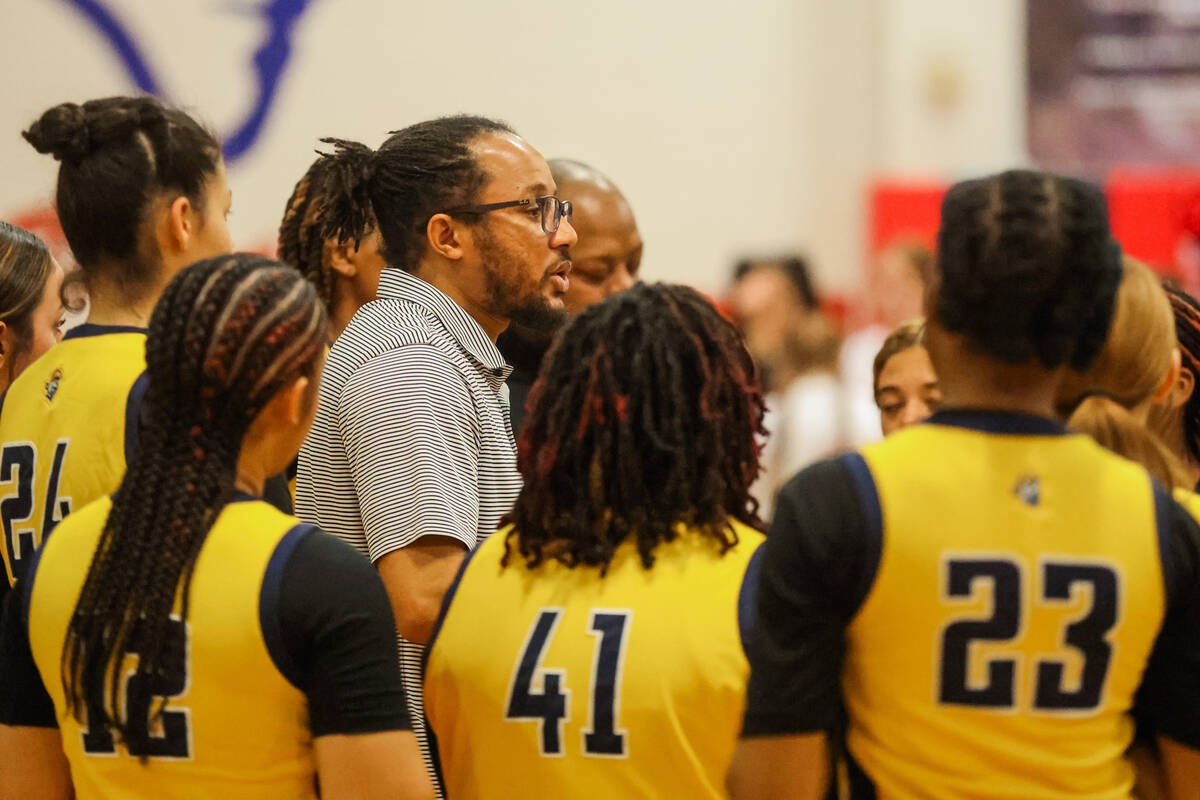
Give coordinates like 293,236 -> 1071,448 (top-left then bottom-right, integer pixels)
1,0 -> 1198,301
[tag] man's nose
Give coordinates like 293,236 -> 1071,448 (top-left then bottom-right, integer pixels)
551,218 -> 578,249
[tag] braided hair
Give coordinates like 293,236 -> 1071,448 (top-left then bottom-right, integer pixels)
22,96 -> 221,298
935,170 -> 1122,371
503,283 -> 766,573
62,253 -> 328,750
277,138 -> 376,309
1164,282 -> 1200,464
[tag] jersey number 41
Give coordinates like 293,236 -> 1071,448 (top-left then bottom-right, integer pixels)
505,608 -> 632,758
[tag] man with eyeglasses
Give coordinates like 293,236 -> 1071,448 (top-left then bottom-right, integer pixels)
498,159 -> 644,432
295,115 -> 576,795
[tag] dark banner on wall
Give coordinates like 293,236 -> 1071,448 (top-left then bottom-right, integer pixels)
1028,0 -> 1200,175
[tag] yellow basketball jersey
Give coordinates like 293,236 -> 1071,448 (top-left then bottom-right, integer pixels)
26,495 -> 315,800
0,324 -> 147,586
425,520 -> 765,799
843,416 -> 1166,799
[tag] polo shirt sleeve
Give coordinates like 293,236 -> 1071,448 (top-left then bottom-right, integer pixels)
336,345 -> 482,561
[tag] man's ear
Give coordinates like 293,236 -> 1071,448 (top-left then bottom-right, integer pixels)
0,320 -> 8,373
426,213 -> 467,261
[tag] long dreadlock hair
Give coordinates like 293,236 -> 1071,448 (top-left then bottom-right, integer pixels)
62,253 -> 328,750
277,138 -> 377,310
1164,282 -> 1200,465
503,282 -> 766,573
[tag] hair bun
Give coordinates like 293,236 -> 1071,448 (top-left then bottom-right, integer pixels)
22,102 -> 91,163
23,97 -> 169,164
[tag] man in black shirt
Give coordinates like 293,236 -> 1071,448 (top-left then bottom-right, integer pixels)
497,159 -> 643,432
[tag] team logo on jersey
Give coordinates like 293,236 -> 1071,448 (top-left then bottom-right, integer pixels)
1012,474 -> 1041,507
44,368 -> 63,402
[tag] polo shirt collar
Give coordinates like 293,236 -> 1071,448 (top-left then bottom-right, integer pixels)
378,268 -> 508,372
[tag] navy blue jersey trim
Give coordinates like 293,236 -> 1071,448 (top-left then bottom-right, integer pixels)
926,408 -> 1068,436
843,746 -> 879,799
0,386 -> 8,419
738,541 -> 766,656
62,323 -> 148,341
259,524 -> 318,690
840,453 -> 884,617
20,537 -> 51,631
1152,480 -> 1174,599
422,544 -> 479,675
123,371 -> 149,464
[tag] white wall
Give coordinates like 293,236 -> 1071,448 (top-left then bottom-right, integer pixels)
0,0 -> 1028,295
876,0 -> 1030,177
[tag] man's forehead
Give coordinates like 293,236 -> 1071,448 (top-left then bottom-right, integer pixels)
471,132 -> 553,196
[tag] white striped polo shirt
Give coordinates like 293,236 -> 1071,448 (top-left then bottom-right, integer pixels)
296,267 -> 521,791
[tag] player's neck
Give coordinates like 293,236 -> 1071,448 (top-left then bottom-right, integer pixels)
234,467 -> 266,498
84,275 -> 161,329
936,366 -> 1063,422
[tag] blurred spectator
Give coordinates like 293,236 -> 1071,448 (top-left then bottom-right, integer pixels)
873,318 -> 940,436
728,254 -> 844,518
841,239 -> 933,445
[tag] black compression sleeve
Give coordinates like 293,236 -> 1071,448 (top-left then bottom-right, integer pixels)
742,456 -> 876,736
1136,498 -> 1200,749
268,528 -> 410,737
0,580 -> 57,727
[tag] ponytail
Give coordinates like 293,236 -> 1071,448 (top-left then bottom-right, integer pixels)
1069,395 -> 1192,490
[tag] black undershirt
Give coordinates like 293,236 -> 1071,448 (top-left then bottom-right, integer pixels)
496,327 -> 547,435
0,525 -> 409,737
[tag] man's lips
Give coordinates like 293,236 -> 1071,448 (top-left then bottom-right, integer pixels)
548,259 -> 572,293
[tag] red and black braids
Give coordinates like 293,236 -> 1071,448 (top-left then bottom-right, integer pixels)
503,282 -> 767,574
62,253 -> 328,749
1165,282 -> 1200,464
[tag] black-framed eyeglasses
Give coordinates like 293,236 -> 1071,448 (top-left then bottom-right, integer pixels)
440,195 -> 574,234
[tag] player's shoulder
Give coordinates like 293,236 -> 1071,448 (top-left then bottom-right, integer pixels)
217,494 -> 305,532
49,494 -> 113,537
8,329 -> 145,410
1173,487 -> 1200,521
777,452 -> 863,507
728,518 -> 766,552
31,494 -> 114,584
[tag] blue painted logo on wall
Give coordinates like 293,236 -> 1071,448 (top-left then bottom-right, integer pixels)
64,0 -> 316,162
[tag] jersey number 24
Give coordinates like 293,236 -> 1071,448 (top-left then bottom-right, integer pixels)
1,440 -> 71,583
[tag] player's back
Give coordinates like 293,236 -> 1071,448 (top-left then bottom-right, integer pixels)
425,520 -> 765,799
0,324 -> 146,586
24,494 -> 317,799
841,411 -> 1173,799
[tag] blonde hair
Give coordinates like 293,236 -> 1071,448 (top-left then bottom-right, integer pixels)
1059,256 -> 1191,489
